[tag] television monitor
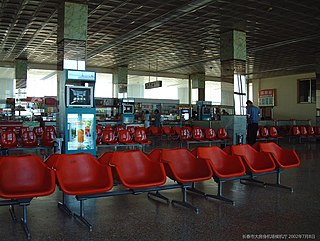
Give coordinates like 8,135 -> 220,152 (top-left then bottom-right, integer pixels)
66,86 -> 94,108
123,104 -> 134,114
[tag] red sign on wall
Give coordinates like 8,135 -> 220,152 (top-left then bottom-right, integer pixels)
258,89 -> 275,106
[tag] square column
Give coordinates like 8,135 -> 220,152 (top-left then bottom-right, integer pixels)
113,66 -> 128,97
191,73 -> 205,101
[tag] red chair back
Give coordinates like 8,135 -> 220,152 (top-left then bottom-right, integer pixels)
217,128 -> 230,140
101,129 -> 118,144
115,125 -> 125,133
0,155 -> 56,199
161,148 -> 213,183
54,153 -> 113,195
300,126 -> 308,136
196,146 -> 246,178
33,126 -> 44,138
20,126 -> 30,136
231,144 -> 276,173
134,128 -> 151,144
21,130 -> 38,147
172,126 -> 181,135
118,130 -> 135,144
179,127 -> 192,141
307,126 -> 314,136
269,127 -> 279,138
149,126 -> 162,136
110,150 -> 166,188
205,128 -> 217,140
192,127 -> 204,141
127,126 -> 136,135
292,126 -> 300,136
0,131 -> 18,148
42,126 -> 57,147
314,126 -> 320,136
260,127 -> 269,138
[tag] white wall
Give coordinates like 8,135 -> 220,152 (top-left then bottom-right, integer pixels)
252,73 -> 316,124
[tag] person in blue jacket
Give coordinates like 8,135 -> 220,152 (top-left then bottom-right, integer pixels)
246,100 -> 260,145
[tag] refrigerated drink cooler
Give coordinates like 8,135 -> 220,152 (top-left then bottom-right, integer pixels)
65,108 -> 96,155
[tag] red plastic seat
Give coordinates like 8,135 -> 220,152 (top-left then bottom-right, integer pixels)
307,126 -> 315,136
256,142 -> 300,169
0,155 -> 56,239
260,127 -> 269,138
41,126 -> 57,147
230,144 -> 276,174
314,126 -> 320,136
300,126 -> 308,136
127,126 -> 136,136
20,126 -> 30,136
217,128 -> 232,141
53,153 -> 114,230
160,148 -> 213,213
192,126 -> 205,141
33,126 -> 44,138
104,125 -> 113,131
179,127 -> 192,141
171,126 -> 181,136
118,129 -> 136,144
134,128 -> 151,144
149,126 -> 162,136
269,126 -> 283,139
253,142 -> 300,191
110,150 -> 166,189
194,146 -> 246,204
101,129 -> 118,145
0,131 -> 18,148
115,125 -> 125,134
161,126 -> 177,140
205,128 -> 219,141
96,125 -> 103,144
21,130 -> 38,147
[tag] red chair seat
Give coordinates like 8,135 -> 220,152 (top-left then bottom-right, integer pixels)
231,144 -> 276,174
0,131 -> 18,148
195,146 -> 246,179
109,150 -> 166,189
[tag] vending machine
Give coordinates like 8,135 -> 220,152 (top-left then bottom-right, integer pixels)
196,101 -> 212,121
58,70 -> 97,156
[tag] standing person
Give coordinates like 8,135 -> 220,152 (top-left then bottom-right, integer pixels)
154,109 -> 161,127
246,100 -> 260,145
144,110 -> 150,128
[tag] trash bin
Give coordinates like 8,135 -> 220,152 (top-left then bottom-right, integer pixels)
53,138 -> 64,154
236,133 -> 244,145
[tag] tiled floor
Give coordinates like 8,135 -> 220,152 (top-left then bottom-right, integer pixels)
0,140 -> 319,241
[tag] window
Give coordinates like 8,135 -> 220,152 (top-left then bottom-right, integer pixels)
298,78 -> 316,103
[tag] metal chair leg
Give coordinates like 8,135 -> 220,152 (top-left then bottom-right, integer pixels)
73,200 -> 92,231
9,205 -> 17,222
240,178 -> 266,187
187,182 -> 206,197
264,171 -> 293,192
20,204 -> 31,240
58,193 -> 73,216
205,182 -> 235,206
148,191 -> 170,204
171,186 -> 199,214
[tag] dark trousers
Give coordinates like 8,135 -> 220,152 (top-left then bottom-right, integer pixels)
247,123 -> 258,146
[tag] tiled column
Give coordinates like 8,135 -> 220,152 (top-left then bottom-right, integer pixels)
15,59 -> 27,89
191,73 -> 205,101
220,30 -> 247,143
220,30 -> 247,114
113,66 -> 128,97
56,1 -> 88,136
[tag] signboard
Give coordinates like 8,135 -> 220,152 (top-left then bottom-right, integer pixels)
258,89 -> 275,106
66,70 -> 96,81
145,81 -> 162,89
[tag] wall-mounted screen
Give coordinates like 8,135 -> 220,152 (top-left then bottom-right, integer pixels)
123,104 -> 134,114
66,86 -> 94,108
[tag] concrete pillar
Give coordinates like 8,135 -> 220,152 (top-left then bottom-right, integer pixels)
15,59 -> 27,89
56,2 -> 88,136
113,66 -> 128,97
220,30 -> 247,114
191,73 -> 205,101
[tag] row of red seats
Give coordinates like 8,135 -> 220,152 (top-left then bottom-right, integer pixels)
256,126 -> 283,143
0,143 -> 300,238
288,126 -> 320,141
96,127 -> 151,146
0,126 -> 57,148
